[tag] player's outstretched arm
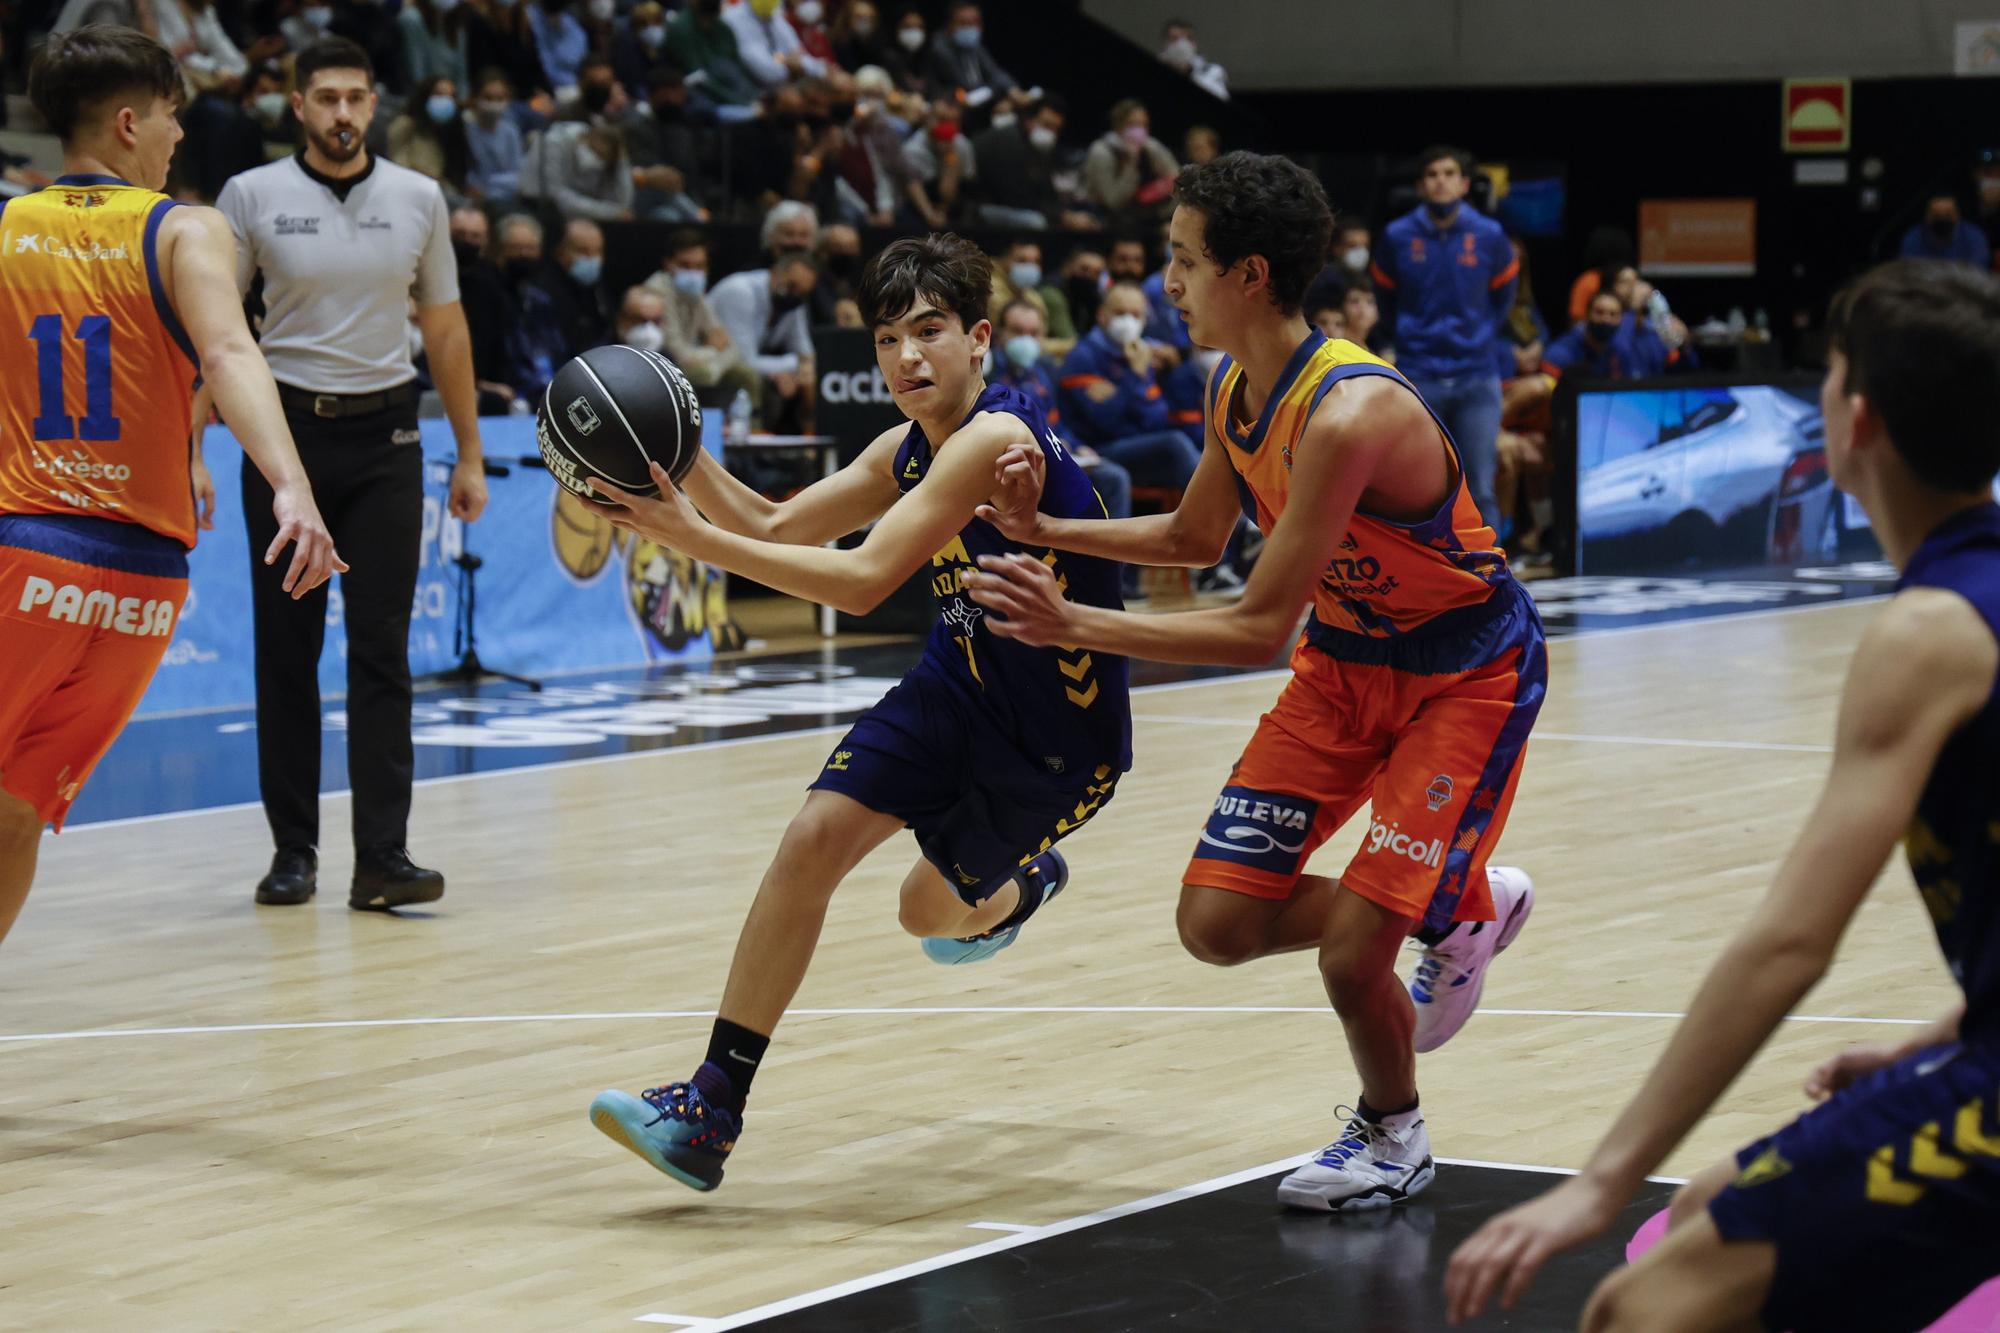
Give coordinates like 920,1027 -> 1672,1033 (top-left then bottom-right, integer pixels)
677,424 -> 903,546
966,376 -> 1406,665
163,206 -> 344,598
592,413 -> 1015,616
1443,588 -> 1998,1325
975,426 -> 1240,569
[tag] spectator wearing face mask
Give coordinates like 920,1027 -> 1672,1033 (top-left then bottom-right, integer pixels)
464,0 -> 546,105
811,222 -> 864,322
495,212 -> 573,396
448,207 -> 519,413
878,6 -> 929,93
530,0 -> 591,96
389,76 -> 472,198
536,60 -> 636,220
641,229 -> 766,403
578,0 -> 621,62
465,70 -> 525,204
181,57 -> 287,203
1303,214 -> 1373,319
708,252 -> 819,432
830,82 -> 913,226
972,94 -> 1091,232
924,2 -> 1013,113
611,1 -> 675,100
1157,18 -> 1227,100
727,0 -> 828,88
1372,144 -> 1517,528
901,98 -> 972,229
831,0 -> 889,72
528,217 -> 613,355
663,0 -> 761,119
1900,191 -> 1993,268
624,67 -> 706,221
989,238 -> 1076,351
1061,246 -> 1107,329
789,0 -> 836,65
1540,291 -> 1669,382
614,284 -> 673,354
400,0 -> 472,92
1056,282 -> 1201,493
1083,100 -> 1177,228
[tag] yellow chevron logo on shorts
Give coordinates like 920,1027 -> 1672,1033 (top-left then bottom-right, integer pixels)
1731,1145 -> 1791,1189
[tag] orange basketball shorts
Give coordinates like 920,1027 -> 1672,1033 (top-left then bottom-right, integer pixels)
0,532 -> 186,830
1184,609 -> 1547,934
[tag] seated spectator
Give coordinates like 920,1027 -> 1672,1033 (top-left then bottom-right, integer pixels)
922,2 -> 1014,117
1343,282 -> 1384,355
1083,100 -> 1177,229
668,0 -> 764,118
763,199 -> 820,260
880,6 -> 930,93
612,1 -> 675,100
468,0 -> 548,104
708,253 -> 819,431
813,222 -> 864,321
496,213 -> 572,396
642,229 -> 767,403
1899,192 -> 1992,268
1183,124 -> 1220,166
1567,224 -> 1635,324
530,0 -> 591,96
625,67 -> 707,221
1541,292 -> 1669,382
831,0 -> 892,72
971,94 -> 1093,231
789,0 -> 837,66
581,0 -> 621,64
1157,18 -> 1228,100
1303,213 -> 1374,313
1061,246 -> 1107,328
154,0 -> 247,93
1056,282 -> 1201,493
181,56 -> 286,202
538,61 -> 636,220
388,76 -> 471,197
612,284 -> 671,352
533,218 -> 613,355
449,207 -> 518,414
400,0 -> 471,92
727,0 -> 828,89
989,237 -> 1076,349
1308,300 -> 1347,343
901,98 -> 972,229
830,85 -> 913,226
466,70 -> 525,205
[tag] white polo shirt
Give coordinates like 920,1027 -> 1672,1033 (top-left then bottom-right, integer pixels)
216,152 -> 458,394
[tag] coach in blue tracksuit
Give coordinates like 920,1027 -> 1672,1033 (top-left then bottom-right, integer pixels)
1055,281 -> 1202,491
1371,145 -> 1518,527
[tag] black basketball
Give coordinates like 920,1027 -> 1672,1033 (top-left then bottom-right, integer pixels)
536,344 -> 703,500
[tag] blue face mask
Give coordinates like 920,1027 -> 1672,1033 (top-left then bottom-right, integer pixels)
670,268 -> 706,296
426,95 -> 458,124
951,24 -> 981,48
1004,334 -> 1040,370
1423,199 -> 1458,220
1008,261 -> 1042,291
304,5 -> 334,27
568,255 -> 603,286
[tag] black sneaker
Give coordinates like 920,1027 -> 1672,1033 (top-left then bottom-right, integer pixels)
255,847 -> 318,906
349,846 -> 445,912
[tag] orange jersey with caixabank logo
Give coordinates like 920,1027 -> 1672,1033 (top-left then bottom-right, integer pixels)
1206,331 -> 1513,648
0,175 -> 199,547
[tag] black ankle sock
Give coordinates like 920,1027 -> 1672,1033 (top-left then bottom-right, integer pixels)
1357,1095 -> 1419,1124
698,1018 -> 770,1109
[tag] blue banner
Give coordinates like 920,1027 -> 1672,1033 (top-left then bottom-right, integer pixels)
140,412 -> 734,716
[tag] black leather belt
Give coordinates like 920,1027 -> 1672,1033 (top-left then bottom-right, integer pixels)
277,381 -> 418,419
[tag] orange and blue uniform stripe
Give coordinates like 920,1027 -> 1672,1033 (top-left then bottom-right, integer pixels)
1185,331 -> 1545,932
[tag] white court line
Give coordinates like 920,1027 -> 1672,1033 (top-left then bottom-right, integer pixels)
61,591 -> 1880,834
1133,715 -> 1835,754
0,1003 -> 1926,1045
631,1316 -> 709,1328
964,1221 -> 1035,1233
632,1154 -> 1688,1329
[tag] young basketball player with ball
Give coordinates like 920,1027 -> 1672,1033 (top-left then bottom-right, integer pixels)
1447,263 -> 2000,1331
582,234 -> 1131,1191
965,152 -> 1544,1211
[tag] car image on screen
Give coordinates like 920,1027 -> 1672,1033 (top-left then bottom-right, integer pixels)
1576,384 -> 1823,572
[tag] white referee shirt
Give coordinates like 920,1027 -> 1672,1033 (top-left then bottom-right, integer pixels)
216,152 -> 459,394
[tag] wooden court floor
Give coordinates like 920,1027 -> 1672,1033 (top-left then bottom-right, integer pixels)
0,598 -> 1957,1330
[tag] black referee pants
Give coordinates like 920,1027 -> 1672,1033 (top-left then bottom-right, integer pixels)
241,396 -> 422,855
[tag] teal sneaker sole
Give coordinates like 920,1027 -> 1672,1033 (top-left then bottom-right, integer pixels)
588,1090 -> 722,1192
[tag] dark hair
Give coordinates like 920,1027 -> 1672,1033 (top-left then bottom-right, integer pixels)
998,297 -> 1041,326
1172,151 -> 1333,316
294,37 -> 375,91
859,233 -> 991,332
28,24 -> 181,141
1108,98 -> 1145,129
666,227 -> 707,258
1416,144 -> 1473,178
1827,259 -> 2000,493
1033,92 -> 1069,120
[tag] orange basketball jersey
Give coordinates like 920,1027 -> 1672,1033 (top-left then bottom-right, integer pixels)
0,175 -> 199,547
1206,331 -> 1510,644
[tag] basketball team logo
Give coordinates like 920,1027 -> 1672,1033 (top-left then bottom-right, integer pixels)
1425,775 -> 1454,812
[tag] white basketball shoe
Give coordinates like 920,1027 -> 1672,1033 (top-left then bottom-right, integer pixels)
1408,866 -> 1535,1054
1276,1105 -> 1435,1211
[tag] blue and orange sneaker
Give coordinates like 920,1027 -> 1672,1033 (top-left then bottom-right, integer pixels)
922,849 -> 1069,965
588,1080 -> 741,1191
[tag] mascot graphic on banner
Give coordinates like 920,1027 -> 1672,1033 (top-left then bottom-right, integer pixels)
549,490 -> 744,656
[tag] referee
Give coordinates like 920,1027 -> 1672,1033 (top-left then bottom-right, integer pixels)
215,38 -> 488,911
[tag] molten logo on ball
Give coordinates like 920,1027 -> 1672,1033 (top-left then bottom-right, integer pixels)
566,396 -> 602,436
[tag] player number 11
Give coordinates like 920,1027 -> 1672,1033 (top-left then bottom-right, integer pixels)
29,312 -> 121,442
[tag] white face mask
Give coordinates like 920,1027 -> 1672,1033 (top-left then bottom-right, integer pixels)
897,26 -> 925,50
587,0 -> 615,19
795,0 -> 822,23
1190,347 -> 1224,378
624,321 -> 665,353
1028,125 -> 1057,151
1106,312 -> 1144,345
1343,245 -> 1369,272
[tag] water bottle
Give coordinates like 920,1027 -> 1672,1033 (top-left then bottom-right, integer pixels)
1645,289 -> 1677,346
726,388 -> 752,446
